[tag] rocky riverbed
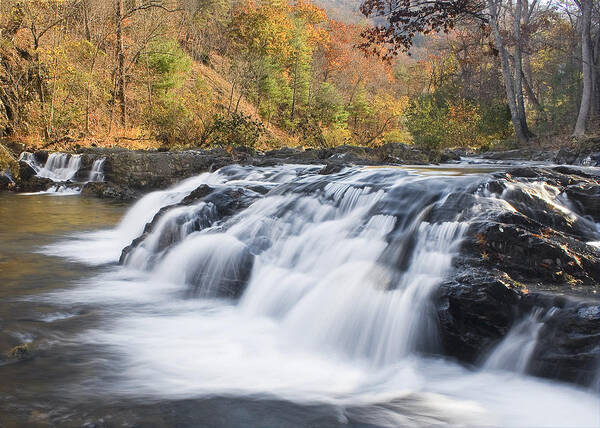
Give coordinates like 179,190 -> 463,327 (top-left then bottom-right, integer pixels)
112,162 -> 600,389
2,144 -> 600,402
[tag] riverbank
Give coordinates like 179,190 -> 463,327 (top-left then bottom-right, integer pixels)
4,143 -> 453,198
5,136 -> 600,199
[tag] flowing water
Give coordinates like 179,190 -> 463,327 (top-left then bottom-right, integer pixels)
18,152 -> 106,196
1,164 -> 599,427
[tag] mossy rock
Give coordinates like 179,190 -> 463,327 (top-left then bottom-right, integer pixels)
0,142 -> 19,179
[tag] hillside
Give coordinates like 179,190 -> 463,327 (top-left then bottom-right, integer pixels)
312,0 -> 363,22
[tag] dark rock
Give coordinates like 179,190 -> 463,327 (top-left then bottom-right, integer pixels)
319,163 -> 345,175
33,150 -> 48,164
81,181 -> 138,201
17,176 -> 53,193
18,160 -> 37,181
526,300 -> 600,387
181,184 -> 214,205
565,183 -> 600,222
436,270 -> 521,364
440,150 -> 462,163
555,148 -> 579,165
435,166 -> 600,388
119,184 -> 262,265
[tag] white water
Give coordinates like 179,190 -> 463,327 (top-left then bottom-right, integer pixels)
39,165 -> 600,427
18,152 -> 105,195
37,153 -> 82,181
484,309 -> 545,373
88,158 -> 106,182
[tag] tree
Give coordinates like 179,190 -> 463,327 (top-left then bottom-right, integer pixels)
112,0 -> 180,127
359,0 -> 535,144
573,0 -> 598,136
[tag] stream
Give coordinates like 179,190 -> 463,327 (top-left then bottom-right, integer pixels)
0,163 -> 599,427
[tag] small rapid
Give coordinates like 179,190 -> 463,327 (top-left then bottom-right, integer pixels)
26,164 -> 600,426
18,152 -> 106,195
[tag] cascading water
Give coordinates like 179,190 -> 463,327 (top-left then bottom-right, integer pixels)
18,152 -> 41,174
18,152 -> 107,195
37,152 -> 82,181
88,157 -> 106,182
484,309 -> 546,373
39,165 -> 600,427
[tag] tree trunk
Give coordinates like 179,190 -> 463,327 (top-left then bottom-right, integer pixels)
115,0 -> 126,128
591,30 -> 600,124
574,0 -> 593,137
513,0 -> 533,138
489,0 -> 529,144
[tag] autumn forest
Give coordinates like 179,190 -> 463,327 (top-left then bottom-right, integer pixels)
0,0 -> 598,155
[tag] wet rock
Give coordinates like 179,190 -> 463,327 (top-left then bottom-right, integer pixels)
18,160 -> 36,181
17,176 -> 53,193
181,184 -> 214,205
119,184 -> 263,265
437,166 -> 600,387
564,183 -> 600,222
318,163 -> 345,175
81,181 -> 138,201
33,150 -> 48,164
436,270 -> 521,363
440,149 -> 462,163
526,300 -> 600,387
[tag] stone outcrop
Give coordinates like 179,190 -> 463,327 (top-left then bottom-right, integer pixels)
435,167 -> 600,387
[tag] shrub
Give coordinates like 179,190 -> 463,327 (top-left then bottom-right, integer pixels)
208,112 -> 265,149
144,78 -> 218,148
405,94 -> 505,151
405,95 -> 447,151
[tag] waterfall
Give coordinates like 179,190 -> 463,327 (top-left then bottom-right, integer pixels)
88,158 -> 106,182
37,153 -> 82,181
18,152 -> 41,174
113,166 -> 478,364
484,309 -> 545,373
20,152 -> 82,182
41,164 -> 600,427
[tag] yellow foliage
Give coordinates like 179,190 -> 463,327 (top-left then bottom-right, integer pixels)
323,126 -> 351,147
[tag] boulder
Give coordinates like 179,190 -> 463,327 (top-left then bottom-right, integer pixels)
81,181 -> 138,201
526,298 -> 600,387
434,166 -> 600,387
17,176 -> 53,193
18,160 -> 37,181
33,150 -> 48,164
318,163 -> 345,175
436,270 -> 521,364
